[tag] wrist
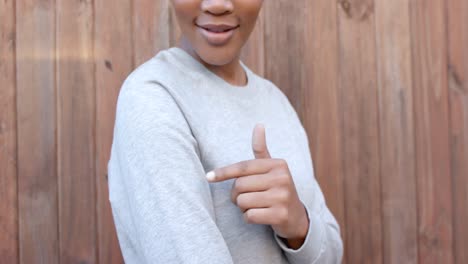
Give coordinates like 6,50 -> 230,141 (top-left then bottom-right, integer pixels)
282,204 -> 310,249
294,202 -> 310,238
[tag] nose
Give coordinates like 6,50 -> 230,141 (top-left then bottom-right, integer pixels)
201,0 -> 234,16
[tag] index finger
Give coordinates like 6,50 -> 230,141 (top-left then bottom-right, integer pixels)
206,158 -> 275,182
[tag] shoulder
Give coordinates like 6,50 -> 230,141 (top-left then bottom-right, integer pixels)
114,55 -> 188,135
115,48 -> 193,117
120,49 -> 188,95
113,75 -> 193,155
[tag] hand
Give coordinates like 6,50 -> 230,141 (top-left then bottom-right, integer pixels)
205,123 -> 309,246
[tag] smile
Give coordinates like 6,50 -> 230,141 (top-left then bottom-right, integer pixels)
196,24 -> 240,46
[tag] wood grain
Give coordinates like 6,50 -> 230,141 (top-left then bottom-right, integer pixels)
16,0 -> 59,263
240,7 -> 265,76
409,0 -> 454,263
374,0 -> 418,263
2,1 -> 468,262
56,0 -> 96,263
95,0 -> 133,263
301,1 -> 346,257
337,0 -> 383,263
169,3 -> 182,47
133,0 -> 171,66
0,0 -> 18,262
264,2 -> 346,262
447,0 -> 468,263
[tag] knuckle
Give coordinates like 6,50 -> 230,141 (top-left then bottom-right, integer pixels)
276,173 -> 289,186
233,178 -> 244,192
277,189 -> 291,203
252,143 -> 263,155
238,161 -> 249,174
271,171 -> 284,184
236,195 -> 246,209
244,210 -> 254,223
276,158 -> 288,169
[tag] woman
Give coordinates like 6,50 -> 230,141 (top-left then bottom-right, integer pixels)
107,0 -> 343,263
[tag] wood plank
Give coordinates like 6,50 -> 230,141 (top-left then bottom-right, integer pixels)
56,0 -> 96,263
95,0 -> 133,262
264,1 -> 302,103
240,7 -> 265,76
0,0 -> 19,263
337,0 -> 383,263
409,0 -> 454,263
169,3 -> 182,47
264,1 -> 346,261
374,0 -> 418,263
299,1 -> 346,258
447,0 -> 468,263
133,0 -> 171,66
16,0 -> 59,263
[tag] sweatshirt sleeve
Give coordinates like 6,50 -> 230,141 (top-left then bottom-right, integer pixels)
107,81 -> 234,264
273,179 -> 343,264
270,85 -> 344,263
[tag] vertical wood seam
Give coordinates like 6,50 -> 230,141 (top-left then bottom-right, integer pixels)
13,0 -> 20,262
130,0 -> 136,69
131,0 -> 136,67
168,2 -> 176,48
334,2 -> 348,263
261,8 -> 266,78
406,1 -> 421,263
408,1 -> 420,263
370,0 -> 386,262
374,7 -> 384,261
91,0 -> 99,262
443,0 -> 458,262
369,0 -> 385,262
262,4 -> 268,81
15,2 -> 21,262
53,0 -> 61,262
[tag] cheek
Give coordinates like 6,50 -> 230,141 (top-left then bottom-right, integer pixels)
237,0 -> 263,17
236,0 -> 263,36
171,1 -> 199,30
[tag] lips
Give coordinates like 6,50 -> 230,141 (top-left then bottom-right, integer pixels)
197,23 -> 239,33
196,23 -> 239,46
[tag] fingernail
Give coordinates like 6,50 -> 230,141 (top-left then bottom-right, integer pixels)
206,171 -> 216,181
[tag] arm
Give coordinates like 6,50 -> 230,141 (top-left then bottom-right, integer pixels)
107,82 -> 234,263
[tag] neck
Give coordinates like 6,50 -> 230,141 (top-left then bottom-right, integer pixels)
177,37 -> 247,86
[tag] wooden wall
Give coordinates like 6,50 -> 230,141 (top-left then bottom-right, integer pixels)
1,0 -> 467,263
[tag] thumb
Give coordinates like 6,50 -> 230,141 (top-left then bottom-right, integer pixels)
252,123 -> 271,159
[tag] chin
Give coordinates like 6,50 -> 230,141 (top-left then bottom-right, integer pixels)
195,44 -> 240,66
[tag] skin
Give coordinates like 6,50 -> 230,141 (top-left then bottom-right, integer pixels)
170,0 -> 310,249
206,124 -> 310,249
171,0 -> 262,86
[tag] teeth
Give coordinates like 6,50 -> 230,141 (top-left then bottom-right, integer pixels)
203,27 -> 233,33
208,28 -> 226,33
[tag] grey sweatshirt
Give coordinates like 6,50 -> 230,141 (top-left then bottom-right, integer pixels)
107,47 -> 343,264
